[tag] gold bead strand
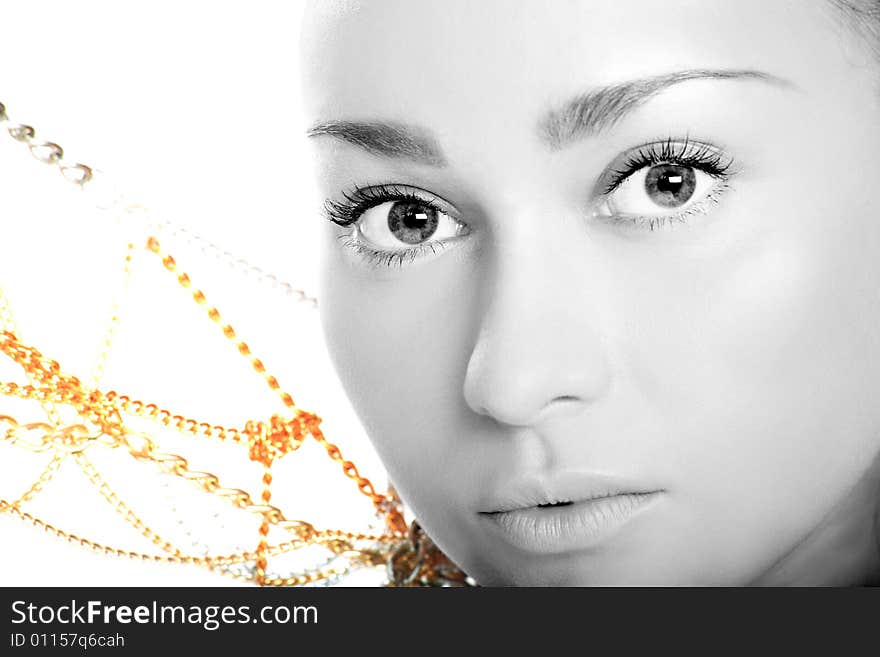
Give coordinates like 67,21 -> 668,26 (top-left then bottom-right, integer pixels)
255,465 -> 273,586
145,236 -> 300,413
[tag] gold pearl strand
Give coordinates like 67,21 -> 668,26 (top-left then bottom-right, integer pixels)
0,100 -> 409,586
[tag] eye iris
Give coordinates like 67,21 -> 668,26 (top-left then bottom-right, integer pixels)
644,164 -> 696,208
387,201 -> 439,244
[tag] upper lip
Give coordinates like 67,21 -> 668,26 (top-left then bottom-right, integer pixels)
479,471 -> 662,514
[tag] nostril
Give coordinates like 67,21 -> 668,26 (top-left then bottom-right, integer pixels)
533,395 -> 591,423
545,395 -> 586,410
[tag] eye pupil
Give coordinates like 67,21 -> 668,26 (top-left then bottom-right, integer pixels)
387,201 -> 439,244
645,164 -> 696,208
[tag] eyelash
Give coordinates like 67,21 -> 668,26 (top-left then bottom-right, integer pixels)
323,184 -> 454,269
323,184 -> 444,228
322,137 -> 737,266
334,232 -> 448,268
602,136 -> 734,195
599,137 -> 735,231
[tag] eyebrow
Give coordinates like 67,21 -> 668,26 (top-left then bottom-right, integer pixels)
307,68 -> 794,163
306,120 -> 447,166
540,68 -> 794,149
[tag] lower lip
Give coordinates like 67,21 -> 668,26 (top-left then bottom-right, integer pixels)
480,492 -> 663,554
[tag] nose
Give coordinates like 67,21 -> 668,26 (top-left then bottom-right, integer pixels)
462,216 -> 613,428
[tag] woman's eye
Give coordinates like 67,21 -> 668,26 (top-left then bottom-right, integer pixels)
357,199 -> 466,250
595,162 -> 720,220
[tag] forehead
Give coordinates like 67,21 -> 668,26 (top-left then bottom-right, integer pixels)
301,0 -> 837,119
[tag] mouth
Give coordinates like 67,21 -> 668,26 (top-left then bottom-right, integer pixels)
478,474 -> 664,554
537,500 -> 574,508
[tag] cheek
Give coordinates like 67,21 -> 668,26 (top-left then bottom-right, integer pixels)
318,241 -> 477,495
624,162 -> 880,530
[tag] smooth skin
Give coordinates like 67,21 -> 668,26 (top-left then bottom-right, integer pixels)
300,0 -> 880,585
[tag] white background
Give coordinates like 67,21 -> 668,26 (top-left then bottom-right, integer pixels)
0,0 -> 389,586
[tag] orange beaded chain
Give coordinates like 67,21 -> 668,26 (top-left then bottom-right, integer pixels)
0,100 -> 472,587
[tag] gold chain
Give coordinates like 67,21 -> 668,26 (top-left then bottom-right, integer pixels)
0,271 -> 71,511
0,285 -> 64,427
73,451 -> 185,558
0,99 -> 472,587
9,451 -> 65,507
88,239 -> 136,387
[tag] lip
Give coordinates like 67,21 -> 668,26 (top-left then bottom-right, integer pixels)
478,472 -> 664,554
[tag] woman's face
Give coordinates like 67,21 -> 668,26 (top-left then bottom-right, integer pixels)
301,0 -> 880,585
